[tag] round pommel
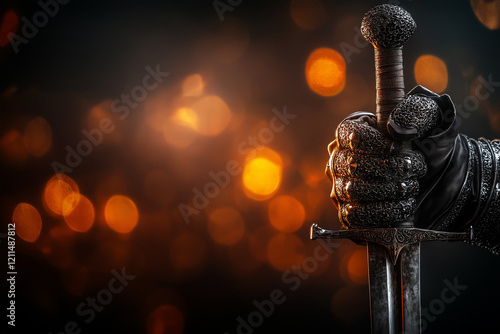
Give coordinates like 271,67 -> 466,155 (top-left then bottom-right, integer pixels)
361,4 -> 416,48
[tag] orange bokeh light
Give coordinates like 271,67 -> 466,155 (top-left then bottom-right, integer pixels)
171,107 -> 198,130
24,117 -> 52,157
243,148 -> 282,200
43,174 -> 80,216
266,233 -> 305,271
268,195 -> 305,233
147,304 -> 184,334
347,249 -> 368,285
182,74 -> 205,97
12,203 -> 42,243
290,0 -> 327,31
0,10 -> 19,47
63,194 -> 95,233
471,0 -> 500,30
104,195 -> 139,233
208,207 -> 245,246
191,95 -> 232,136
306,48 -> 346,96
0,130 -> 29,165
414,54 -> 448,94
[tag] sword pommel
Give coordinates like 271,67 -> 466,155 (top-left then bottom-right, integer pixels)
361,4 -> 416,49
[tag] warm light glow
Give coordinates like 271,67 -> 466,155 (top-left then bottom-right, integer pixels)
266,233 -> 305,271
147,304 -> 184,334
471,0 -> 500,30
23,117 -> 52,157
12,203 -> 42,243
43,174 -> 80,216
268,195 -> 305,233
347,249 -> 368,284
63,194 -> 95,233
182,74 -> 205,96
162,118 -> 198,148
290,0 -> 327,31
414,55 -> 448,94
0,10 -> 19,47
243,148 -> 282,200
208,207 -> 245,246
306,48 -> 346,96
171,107 -> 198,130
191,95 -> 232,136
170,233 -> 207,271
104,195 -> 139,233
0,130 -> 28,164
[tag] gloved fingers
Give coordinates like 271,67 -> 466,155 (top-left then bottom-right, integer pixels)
336,118 -> 397,154
332,150 -> 427,181
339,198 -> 416,228
388,95 -> 441,141
333,177 -> 419,203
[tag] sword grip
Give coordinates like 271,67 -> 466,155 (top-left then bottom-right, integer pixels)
361,4 -> 416,134
374,48 -> 405,134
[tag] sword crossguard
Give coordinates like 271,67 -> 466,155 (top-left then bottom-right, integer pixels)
310,223 -> 473,265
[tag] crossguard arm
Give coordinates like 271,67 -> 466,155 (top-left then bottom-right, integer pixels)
310,223 -> 473,264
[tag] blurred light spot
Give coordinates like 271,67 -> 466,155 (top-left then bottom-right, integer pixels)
170,233 -> 207,272
23,117 -> 52,157
331,286 -> 368,324
306,48 -> 346,96
243,148 -> 282,200
182,74 -> 205,97
162,111 -> 198,149
290,0 -> 327,31
12,203 -> 42,242
0,130 -> 29,165
267,233 -> 305,271
43,174 -> 80,216
0,10 -> 18,47
104,195 -> 139,233
268,195 -> 305,233
63,194 -> 95,233
191,95 -> 232,136
86,100 -> 121,145
208,207 -> 245,246
347,249 -> 368,285
471,0 -> 500,30
299,157 -> 326,188
171,107 -> 198,130
414,55 -> 448,94
147,304 -> 184,334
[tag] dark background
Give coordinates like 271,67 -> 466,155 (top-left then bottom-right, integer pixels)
1,0 -> 500,333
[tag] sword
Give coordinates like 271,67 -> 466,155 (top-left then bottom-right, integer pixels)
311,5 -> 473,334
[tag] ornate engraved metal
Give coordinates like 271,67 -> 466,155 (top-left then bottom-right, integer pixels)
361,4 -> 416,49
390,95 -> 440,137
311,223 -> 473,265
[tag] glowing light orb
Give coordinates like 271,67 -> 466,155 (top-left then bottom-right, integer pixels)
268,195 -> 305,233
12,203 -> 42,242
104,195 -> 139,233
414,55 -> 448,94
306,48 -> 346,96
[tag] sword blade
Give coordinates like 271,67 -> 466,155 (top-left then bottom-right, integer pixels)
368,243 -> 421,334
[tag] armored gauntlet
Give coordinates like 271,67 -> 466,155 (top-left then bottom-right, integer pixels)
327,86 -> 500,254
